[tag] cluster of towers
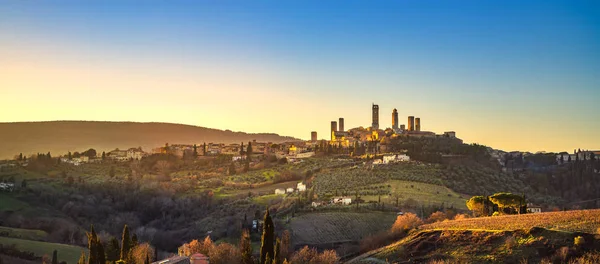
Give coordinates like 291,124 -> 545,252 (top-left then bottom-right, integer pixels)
373,104 -> 421,132
310,104 -> 425,142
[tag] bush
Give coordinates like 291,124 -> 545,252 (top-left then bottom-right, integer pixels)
427,211 -> 448,223
574,236 -> 585,247
391,213 -> 423,235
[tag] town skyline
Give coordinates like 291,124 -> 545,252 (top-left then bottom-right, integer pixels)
2,1 -> 599,153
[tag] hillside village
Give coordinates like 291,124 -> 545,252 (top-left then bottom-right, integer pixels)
1,114 -> 599,264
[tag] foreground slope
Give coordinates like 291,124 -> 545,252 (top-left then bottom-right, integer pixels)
348,228 -> 600,263
349,210 -> 600,263
0,121 -> 299,159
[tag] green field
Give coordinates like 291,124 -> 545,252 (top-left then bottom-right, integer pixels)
362,180 -> 467,209
0,236 -> 87,264
252,194 -> 285,206
0,193 -> 29,211
0,226 -> 48,241
290,212 -> 397,246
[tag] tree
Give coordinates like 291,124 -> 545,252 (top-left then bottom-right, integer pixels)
240,229 -> 253,264
247,142 -> 253,161
203,142 -> 207,155
78,251 -> 86,264
130,243 -> 154,264
240,142 -> 245,155
145,254 -> 150,264
52,250 -> 58,264
87,225 -> 98,264
193,144 -> 198,158
243,160 -> 250,173
260,210 -> 275,264
18,153 -> 23,161
68,152 -> 72,160
466,196 -> 492,217
489,192 -> 525,215
120,225 -> 132,261
102,151 -> 106,160
229,163 -> 237,175
132,233 -> 139,248
273,238 -> 281,264
280,230 -> 291,260
106,237 -> 120,263
97,240 -> 106,264
21,179 -> 27,189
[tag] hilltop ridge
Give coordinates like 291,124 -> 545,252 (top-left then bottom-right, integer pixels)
0,121 -> 300,159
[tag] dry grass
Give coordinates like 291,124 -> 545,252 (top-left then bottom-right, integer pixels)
421,209 -> 600,233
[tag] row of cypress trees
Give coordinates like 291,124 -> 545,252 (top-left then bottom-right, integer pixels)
77,224 -> 143,264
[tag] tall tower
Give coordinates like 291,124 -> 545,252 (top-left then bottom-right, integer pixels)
311,131 -> 317,142
338,118 -> 345,132
392,109 -> 399,130
372,104 -> 379,130
415,118 -> 421,132
408,116 -> 415,131
330,121 -> 337,140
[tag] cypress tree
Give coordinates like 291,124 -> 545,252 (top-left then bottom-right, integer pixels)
273,238 -> 281,264
52,250 -> 58,264
106,237 -> 120,263
120,225 -> 131,261
97,241 -> 106,264
78,251 -> 86,264
131,233 -> 139,248
240,229 -> 253,264
145,253 -> 150,264
247,142 -> 253,161
259,210 -> 274,264
87,225 -> 98,264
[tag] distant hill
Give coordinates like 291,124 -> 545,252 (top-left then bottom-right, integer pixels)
0,121 -> 300,159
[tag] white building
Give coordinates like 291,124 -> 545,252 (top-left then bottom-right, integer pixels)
274,189 -> 286,195
0,182 -> 14,192
331,196 -> 352,205
527,203 -> 542,213
382,154 -> 410,164
286,188 -> 294,193
297,182 -> 306,192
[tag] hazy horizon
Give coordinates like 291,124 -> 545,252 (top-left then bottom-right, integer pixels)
2,1 -> 599,153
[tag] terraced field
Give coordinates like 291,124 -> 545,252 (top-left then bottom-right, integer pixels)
290,212 -> 396,246
0,236 -> 87,264
421,209 -> 600,233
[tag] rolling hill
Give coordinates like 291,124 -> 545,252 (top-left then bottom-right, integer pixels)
0,121 -> 300,159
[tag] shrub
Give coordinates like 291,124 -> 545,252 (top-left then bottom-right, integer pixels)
453,214 -> 469,220
427,211 -> 448,223
574,236 -> 585,247
391,213 -> 423,235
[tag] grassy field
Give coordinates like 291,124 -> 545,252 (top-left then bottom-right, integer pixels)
252,194 -> 285,206
0,236 -> 87,264
421,209 -> 600,233
362,180 -> 467,209
0,193 -> 29,211
0,226 -> 48,241
290,212 -> 397,246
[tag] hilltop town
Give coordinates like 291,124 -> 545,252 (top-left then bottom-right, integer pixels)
1,104 -> 599,264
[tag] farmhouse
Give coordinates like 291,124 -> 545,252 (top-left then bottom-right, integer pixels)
331,196 -> 352,205
382,154 -> 410,164
297,182 -> 306,192
311,201 -> 324,207
0,182 -> 14,192
527,203 -> 542,213
286,188 -> 294,193
274,188 -> 286,195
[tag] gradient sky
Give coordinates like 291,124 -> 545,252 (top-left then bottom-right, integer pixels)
1,0 -> 599,152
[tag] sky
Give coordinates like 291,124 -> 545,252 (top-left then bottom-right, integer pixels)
1,0 -> 599,152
